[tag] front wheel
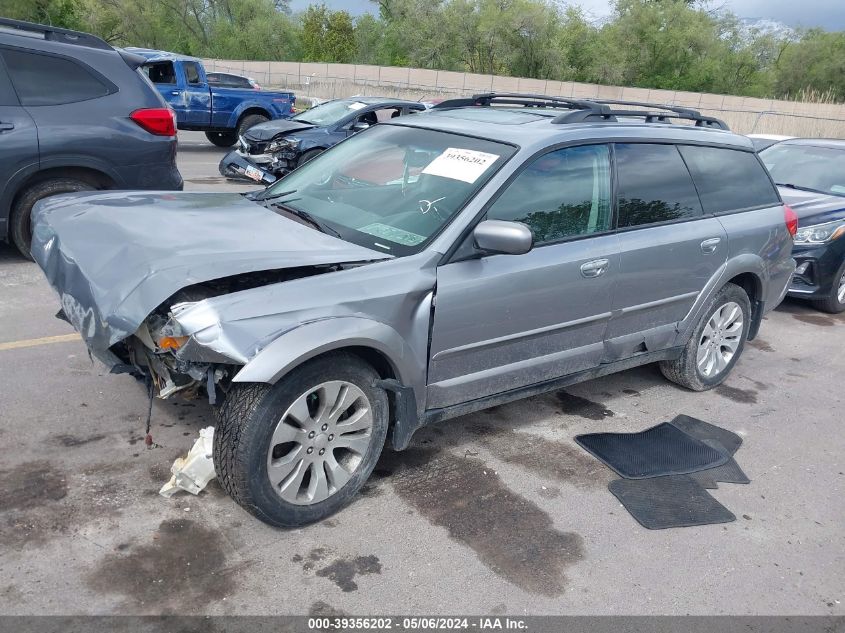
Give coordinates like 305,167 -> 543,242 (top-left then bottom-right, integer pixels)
213,353 -> 389,527
812,260 -> 845,314
660,283 -> 751,391
297,148 -> 323,168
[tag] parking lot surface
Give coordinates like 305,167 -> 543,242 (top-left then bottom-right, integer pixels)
0,132 -> 842,616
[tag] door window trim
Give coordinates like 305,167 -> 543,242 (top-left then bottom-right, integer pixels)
612,141 -> 707,232
443,141 -> 617,264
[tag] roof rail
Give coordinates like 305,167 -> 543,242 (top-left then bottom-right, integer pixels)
0,18 -> 112,51
432,92 -> 729,130
433,93 -> 597,111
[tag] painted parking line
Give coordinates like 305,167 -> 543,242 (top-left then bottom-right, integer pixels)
0,333 -> 80,351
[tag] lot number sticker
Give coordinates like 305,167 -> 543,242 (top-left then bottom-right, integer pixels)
422,148 -> 500,183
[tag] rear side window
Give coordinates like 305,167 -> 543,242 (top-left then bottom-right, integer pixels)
143,61 -> 176,85
183,62 -> 202,85
488,144 -> 612,244
1,48 -> 111,106
0,55 -> 19,106
679,145 -> 780,213
615,143 -> 703,228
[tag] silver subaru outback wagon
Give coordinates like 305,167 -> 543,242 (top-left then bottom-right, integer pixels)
32,94 -> 795,527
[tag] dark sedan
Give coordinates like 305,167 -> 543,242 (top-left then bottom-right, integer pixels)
219,97 -> 427,183
760,139 -> 845,313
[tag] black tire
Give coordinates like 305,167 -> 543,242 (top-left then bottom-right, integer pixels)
659,283 -> 751,391
213,353 -> 389,527
236,113 -> 269,138
11,178 -> 94,260
205,131 -> 238,147
297,148 -> 323,168
811,260 -> 845,314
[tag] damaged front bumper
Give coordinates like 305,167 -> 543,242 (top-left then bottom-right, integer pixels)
219,150 -> 278,185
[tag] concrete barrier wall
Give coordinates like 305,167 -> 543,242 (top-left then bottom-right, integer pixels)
203,59 -> 845,137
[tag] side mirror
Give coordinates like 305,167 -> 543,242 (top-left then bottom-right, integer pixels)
351,121 -> 370,132
473,220 -> 533,256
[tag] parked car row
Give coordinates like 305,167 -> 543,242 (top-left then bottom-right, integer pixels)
32,92 -> 800,526
2,19 -> 843,529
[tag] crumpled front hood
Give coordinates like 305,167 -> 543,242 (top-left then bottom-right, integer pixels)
243,119 -> 316,142
779,188 -> 845,224
31,190 -> 389,352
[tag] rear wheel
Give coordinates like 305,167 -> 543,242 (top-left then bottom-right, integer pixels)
812,260 -> 845,314
660,283 -> 751,391
236,113 -> 269,138
11,178 -> 94,260
213,353 -> 389,527
205,131 -> 238,147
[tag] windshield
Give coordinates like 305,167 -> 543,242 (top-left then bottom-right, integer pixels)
261,124 -> 515,256
760,144 -> 845,197
292,100 -> 373,126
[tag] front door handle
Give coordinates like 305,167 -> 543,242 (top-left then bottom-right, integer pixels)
0,122 -> 13,131
170,90 -> 181,96
701,237 -> 722,254
581,258 -> 610,278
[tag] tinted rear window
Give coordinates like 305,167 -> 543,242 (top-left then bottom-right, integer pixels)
679,145 -> 780,213
615,143 -> 703,228
2,48 -> 111,106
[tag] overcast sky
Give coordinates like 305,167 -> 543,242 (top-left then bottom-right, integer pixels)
289,0 -> 845,30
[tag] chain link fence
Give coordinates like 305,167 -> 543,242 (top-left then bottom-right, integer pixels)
204,59 -> 845,137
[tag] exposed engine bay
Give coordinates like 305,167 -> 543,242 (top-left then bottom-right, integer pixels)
110,265 -> 343,403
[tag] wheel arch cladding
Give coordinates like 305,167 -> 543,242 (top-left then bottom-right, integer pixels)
231,105 -> 271,128
726,270 -> 763,339
232,317 -> 417,388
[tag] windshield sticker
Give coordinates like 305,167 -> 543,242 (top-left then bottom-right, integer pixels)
360,223 -> 425,246
347,102 -> 367,111
422,148 -> 500,183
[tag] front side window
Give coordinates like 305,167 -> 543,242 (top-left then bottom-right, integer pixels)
260,124 -> 515,256
679,145 -> 780,213
615,143 -> 703,228
183,62 -> 202,85
760,143 -> 845,197
2,48 -> 111,106
487,144 -> 612,244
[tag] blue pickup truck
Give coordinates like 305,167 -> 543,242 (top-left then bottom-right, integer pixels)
126,49 -> 296,147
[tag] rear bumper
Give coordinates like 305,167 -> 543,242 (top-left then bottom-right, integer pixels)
119,161 -> 183,191
787,242 -> 844,300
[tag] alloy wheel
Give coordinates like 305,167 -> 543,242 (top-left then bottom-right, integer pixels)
697,301 -> 744,378
266,381 -> 373,505
837,269 -> 845,304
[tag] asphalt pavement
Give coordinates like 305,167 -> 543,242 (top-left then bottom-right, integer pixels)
0,131 -> 842,616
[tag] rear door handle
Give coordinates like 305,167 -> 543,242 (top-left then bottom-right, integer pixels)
0,122 -> 14,131
170,90 -> 181,96
580,258 -> 610,278
701,237 -> 721,254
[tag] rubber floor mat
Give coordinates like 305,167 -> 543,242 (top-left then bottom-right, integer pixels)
609,475 -> 736,529
670,415 -> 743,455
688,440 -> 750,489
575,422 -> 729,479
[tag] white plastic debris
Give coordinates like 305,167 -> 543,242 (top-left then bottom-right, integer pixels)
159,427 -> 216,498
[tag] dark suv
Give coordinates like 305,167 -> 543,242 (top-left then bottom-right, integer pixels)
33,94 -> 795,527
0,18 -> 183,258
